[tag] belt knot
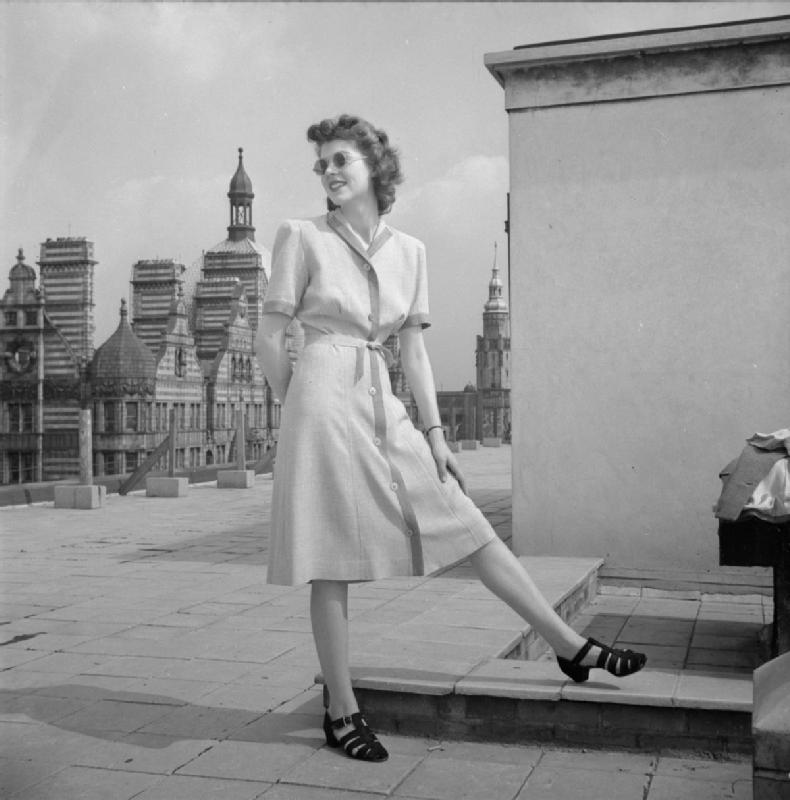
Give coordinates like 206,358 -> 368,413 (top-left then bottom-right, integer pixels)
355,341 -> 394,383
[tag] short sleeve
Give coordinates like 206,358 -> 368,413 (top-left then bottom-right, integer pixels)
262,221 -> 308,319
402,241 -> 430,330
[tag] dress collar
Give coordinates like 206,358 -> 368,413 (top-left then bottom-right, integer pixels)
327,209 -> 390,259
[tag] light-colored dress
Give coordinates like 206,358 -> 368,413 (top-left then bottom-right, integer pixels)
263,210 -> 496,585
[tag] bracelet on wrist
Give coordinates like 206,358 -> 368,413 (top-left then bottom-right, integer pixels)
425,425 -> 443,437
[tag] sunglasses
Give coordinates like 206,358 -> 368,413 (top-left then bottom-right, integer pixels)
313,152 -> 367,176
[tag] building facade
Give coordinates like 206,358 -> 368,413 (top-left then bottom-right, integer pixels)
486,17 -> 790,571
1,150 -> 279,484
435,255 -> 511,443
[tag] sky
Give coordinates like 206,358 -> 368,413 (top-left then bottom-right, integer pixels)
2,1 -> 786,389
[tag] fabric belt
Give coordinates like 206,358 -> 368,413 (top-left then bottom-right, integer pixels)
303,332 -> 394,383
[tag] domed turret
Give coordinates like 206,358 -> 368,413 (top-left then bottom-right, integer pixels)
5,248 -> 39,306
91,299 -> 156,394
10,248 -> 36,284
229,147 -> 254,196
227,148 -> 256,242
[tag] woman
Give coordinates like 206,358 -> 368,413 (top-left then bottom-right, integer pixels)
256,114 -> 646,763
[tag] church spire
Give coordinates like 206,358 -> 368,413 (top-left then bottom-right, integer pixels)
485,242 -> 508,313
227,147 -> 255,242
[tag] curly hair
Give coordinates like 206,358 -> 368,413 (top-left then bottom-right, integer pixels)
307,114 -> 403,215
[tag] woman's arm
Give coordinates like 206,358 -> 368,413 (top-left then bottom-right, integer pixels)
255,313 -> 292,402
398,325 -> 467,493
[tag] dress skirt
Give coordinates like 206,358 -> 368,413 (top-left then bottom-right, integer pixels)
265,334 -> 497,585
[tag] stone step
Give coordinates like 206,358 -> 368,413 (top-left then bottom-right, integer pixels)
331,557 -> 753,756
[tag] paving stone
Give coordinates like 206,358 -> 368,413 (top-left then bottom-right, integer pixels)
82,655 -> 182,679
429,739 -> 542,766
0,757 -> 66,797
199,682 -> 303,712
674,671 -> 753,712
632,600 -> 699,620
686,648 -> 757,670
619,617 -> 695,645
0,670 -> 79,691
177,739 -> 318,782
1,693 -> 92,725
646,774 -> 752,799
270,687 -> 326,716
70,636 -> 173,658
346,653 -> 476,683
0,719 -> 122,766
55,698 -> 177,734
261,785 -> 389,800
72,733 -> 216,773
231,664 -> 317,689
351,668 -> 457,696
227,710 -> 325,746
121,677 -> 222,705
561,668 -> 680,708
515,762 -> 650,800
136,703 -> 260,739
538,747 -> 656,774
643,588 -> 702,601
379,734 -> 444,756
285,748 -> 422,795
654,755 -> 751,783
8,764 -> 160,800
456,658 -> 566,701
133,774 -> 272,800
598,585 -> 642,597
3,651 -> 107,674
387,622 -> 520,651
690,633 -> 757,650
394,755 -> 532,799
30,675 -> 138,700
611,642 -> 687,668
146,612 -> 219,629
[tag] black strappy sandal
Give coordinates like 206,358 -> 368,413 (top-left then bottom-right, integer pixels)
557,637 -> 647,683
323,711 -> 389,762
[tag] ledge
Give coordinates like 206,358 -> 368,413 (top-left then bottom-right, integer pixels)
485,16 -> 790,110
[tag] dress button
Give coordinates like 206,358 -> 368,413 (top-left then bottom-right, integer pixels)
390,482 -> 399,491
373,437 -> 382,446
405,528 -> 414,538
368,387 -> 377,396
364,264 -> 371,271
367,313 -> 374,322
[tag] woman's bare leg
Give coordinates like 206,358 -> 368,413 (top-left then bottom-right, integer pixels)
310,580 -> 358,726
469,538 -> 592,662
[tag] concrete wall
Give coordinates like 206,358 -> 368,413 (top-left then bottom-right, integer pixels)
486,19 -> 790,573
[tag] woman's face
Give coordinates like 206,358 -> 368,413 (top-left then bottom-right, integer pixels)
317,139 -> 375,211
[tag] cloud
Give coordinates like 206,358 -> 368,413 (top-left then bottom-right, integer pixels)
108,176 -> 166,208
397,155 -> 509,227
389,155 -> 510,388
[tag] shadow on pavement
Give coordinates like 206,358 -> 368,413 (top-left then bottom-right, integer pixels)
0,684 -> 324,748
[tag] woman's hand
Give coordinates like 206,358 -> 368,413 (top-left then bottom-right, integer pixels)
427,428 -> 467,495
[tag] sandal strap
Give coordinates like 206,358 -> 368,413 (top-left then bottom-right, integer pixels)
337,728 -> 376,757
334,713 -> 385,759
330,714 -> 357,730
590,638 -> 643,676
570,637 -> 596,666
